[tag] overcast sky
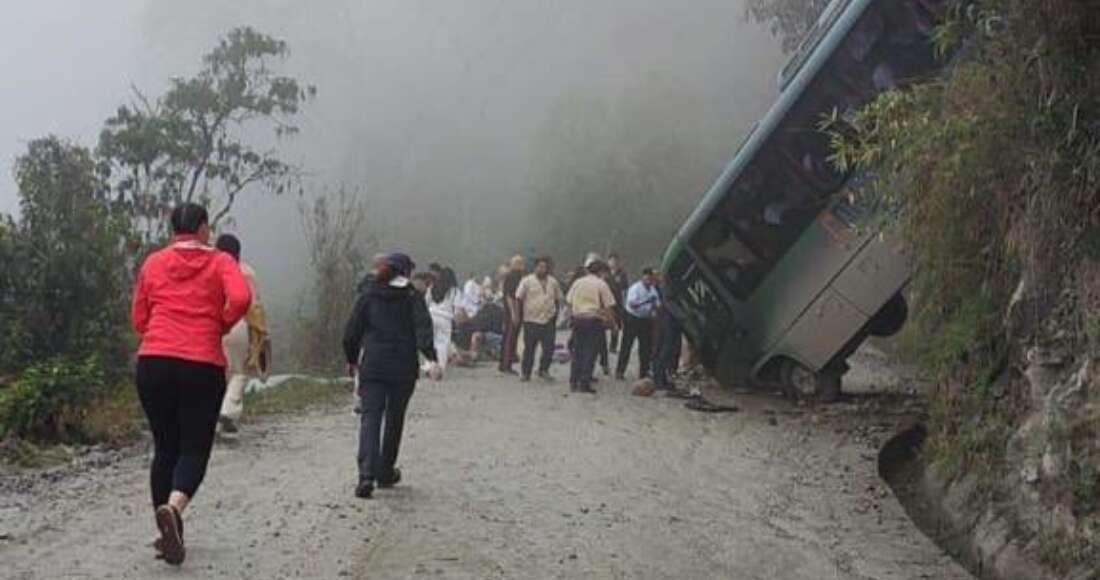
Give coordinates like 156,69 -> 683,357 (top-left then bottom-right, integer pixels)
1,0 -> 785,312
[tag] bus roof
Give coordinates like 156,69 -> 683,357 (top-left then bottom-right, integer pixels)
662,0 -> 876,274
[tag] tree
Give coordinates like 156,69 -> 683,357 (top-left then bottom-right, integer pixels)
292,187 -> 376,372
745,0 -> 830,52
0,137 -> 136,375
98,27 -> 316,239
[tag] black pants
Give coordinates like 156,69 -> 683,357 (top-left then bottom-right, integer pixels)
358,379 -> 415,483
521,321 -> 555,378
569,318 -> 603,389
136,356 -> 227,509
598,329 -> 609,371
653,316 -> 683,388
616,314 -> 655,379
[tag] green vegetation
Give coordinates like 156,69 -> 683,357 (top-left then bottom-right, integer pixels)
242,378 -> 353,420
829,0 -> 1100,570
98,26 -> 315,240
745,0 -> 830,52
0,27 -> 312,453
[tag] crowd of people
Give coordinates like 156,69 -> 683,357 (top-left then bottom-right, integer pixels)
397,251 -> 686,394
128,201 -> 691,566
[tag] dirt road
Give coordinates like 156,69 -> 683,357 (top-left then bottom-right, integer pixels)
0,350 -> 971,579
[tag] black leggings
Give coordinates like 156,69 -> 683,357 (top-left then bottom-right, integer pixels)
136,356 -> 226,509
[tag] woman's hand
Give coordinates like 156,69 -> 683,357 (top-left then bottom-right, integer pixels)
427,363 -> 443,381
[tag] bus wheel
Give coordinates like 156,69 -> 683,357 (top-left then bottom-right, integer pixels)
869,294 -> 908,337
780,360 -> 817,399
780,359 -> 842,403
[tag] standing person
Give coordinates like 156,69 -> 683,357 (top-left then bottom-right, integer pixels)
214,234 -> 269,434
131,203 -> 252,565
426,267 -> 460,375
498,255 -> 526,375
596,264 -> 618,377
653,301 -> 684,392
566,259 -> 617,393
615,268 -> 661,381
606,254 -> 629,353
516,257 -> 563,382
343,253 -> 440,499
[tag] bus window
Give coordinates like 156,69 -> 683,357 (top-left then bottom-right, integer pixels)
842,8 -> 884,63
691,215 -> 766,300
780,127 -> 849,195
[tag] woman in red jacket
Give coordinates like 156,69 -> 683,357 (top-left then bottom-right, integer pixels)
131,203 -> 252,565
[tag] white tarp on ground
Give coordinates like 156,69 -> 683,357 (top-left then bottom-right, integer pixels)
244,374 -> 352,395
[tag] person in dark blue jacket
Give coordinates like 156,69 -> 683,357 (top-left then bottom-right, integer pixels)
343,252 -> 439,499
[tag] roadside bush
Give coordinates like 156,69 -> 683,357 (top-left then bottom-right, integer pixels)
0,356 -> 108,441
832,0 -> 1100,570
0,137 -> 136,379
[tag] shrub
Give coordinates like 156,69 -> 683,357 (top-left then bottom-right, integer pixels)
0,356 -> 108,441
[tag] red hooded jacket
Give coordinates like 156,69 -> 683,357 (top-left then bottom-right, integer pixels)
132,236 -> 253,368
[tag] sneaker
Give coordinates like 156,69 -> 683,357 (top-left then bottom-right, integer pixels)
377,468 -> 402,489
355,481 -> 374,499
154,505 -> 185,565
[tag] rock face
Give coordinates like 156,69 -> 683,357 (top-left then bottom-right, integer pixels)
937,345 -> 1099,578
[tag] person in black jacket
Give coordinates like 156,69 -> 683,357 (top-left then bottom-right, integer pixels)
343,252 -> 439,499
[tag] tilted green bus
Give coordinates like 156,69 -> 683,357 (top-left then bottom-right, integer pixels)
661,0 -> 953,399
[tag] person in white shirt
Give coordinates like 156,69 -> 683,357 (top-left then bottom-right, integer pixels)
615,268 -> 661,381
461,275 -> 482,318
425,267 -> 460,374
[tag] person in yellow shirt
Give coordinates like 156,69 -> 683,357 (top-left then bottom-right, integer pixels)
515,257 -> 563,382
565,259 -> 617,393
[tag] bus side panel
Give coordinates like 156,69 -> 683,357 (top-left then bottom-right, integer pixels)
739,214 -> 867,354
830,238 -> 912,316
778,287 -> 868,371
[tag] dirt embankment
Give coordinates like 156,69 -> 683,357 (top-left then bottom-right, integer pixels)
0,349 -> 970,579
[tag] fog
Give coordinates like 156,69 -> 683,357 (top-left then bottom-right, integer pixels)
1,0 -> 785,315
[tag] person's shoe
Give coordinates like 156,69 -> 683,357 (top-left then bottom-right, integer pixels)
538,371 -> 555,382
218,415 -> 238,434
520,375 -> 531,383
355,481 -> 374,499
377,468 -> 402,489
499,368 -> 519,376
577,384 -> 597,394
154,505 -> 185,565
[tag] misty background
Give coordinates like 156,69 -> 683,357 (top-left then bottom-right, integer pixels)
1,0 -> 785,317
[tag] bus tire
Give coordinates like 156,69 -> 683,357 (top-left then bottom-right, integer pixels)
869,294 -> 908,337
779,359 -> 843,403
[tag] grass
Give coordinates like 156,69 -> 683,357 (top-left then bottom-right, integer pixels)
241,376 -> 354,420
0,376 -> 352,470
